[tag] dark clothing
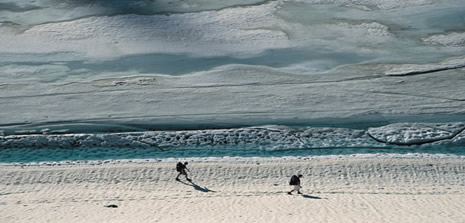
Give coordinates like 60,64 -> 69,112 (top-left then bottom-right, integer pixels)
176,162 -> 186,172
288,175 -> 302,195
289,175 -> 301,185
175,162 -> 191,181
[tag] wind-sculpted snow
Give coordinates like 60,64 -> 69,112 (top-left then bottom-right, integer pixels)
0,0 -> 270,26
0,0 -> 437,28
0,126 -> 384,150
2,122 -> 465,150
423,32 -> 465,47
0,3 -> 401,61
1,0 -> 465,150
383,57 -> 465,76
446,130 -> 465,145
284,0 -> 435,9
0,3 -> 288,59
368,122 -> 465,145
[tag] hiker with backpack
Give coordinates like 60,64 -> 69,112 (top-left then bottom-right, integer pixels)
176,161 -> 191,181
288,174 -> 303,195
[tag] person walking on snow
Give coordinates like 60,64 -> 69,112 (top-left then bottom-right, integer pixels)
175,162 -> 191,181
288,174 -> 303,195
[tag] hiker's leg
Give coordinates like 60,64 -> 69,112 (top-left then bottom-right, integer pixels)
181,170 -> 191,181
288,188 -> 294,194
176,173 -> 181,180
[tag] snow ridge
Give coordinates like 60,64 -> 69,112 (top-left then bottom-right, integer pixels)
2,122 -> 465,149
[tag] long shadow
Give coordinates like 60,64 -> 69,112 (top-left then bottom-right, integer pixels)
177,179 -> 216,193
301,194 -> 324,199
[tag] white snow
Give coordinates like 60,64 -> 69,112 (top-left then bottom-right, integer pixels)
0,3 -> 400,61
0,126 -> 383,149
0,3 -> 289,59
368,122 -> 465,144
0,62 -> 464,130
0,64 -> 70,83
1,0 -> 465,138
284,0 -> 435,9
383,57 -> 465,76
2,152 -> 464,167
422,32 -> 465,47
2,122 -> 465,149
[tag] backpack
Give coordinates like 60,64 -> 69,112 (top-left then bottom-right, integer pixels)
289,175 -> 299,185
176,162 -> 184,172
